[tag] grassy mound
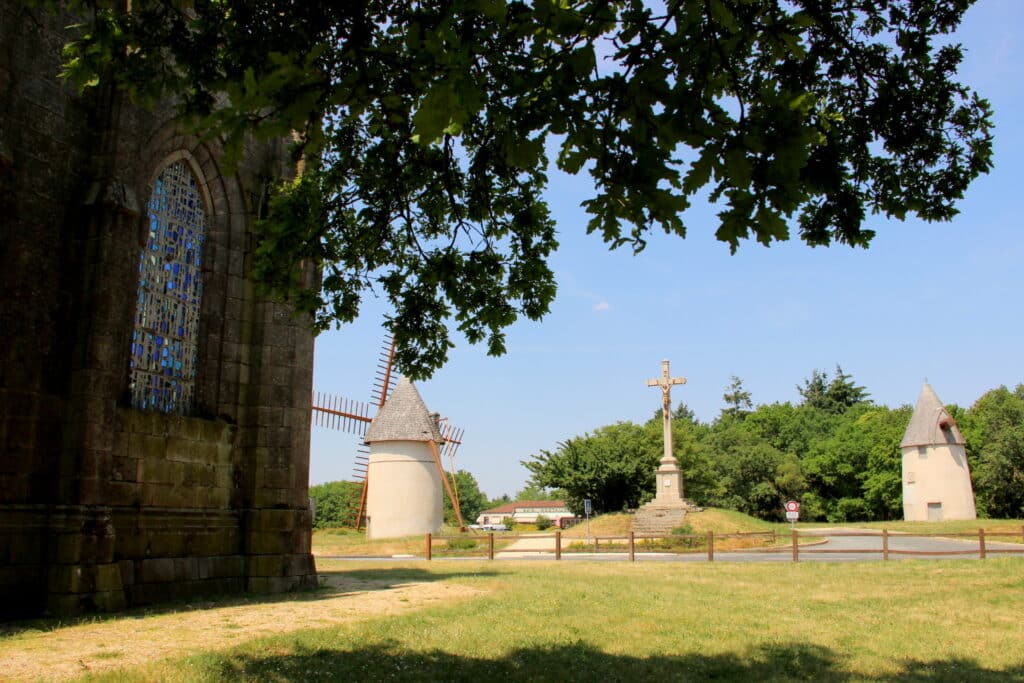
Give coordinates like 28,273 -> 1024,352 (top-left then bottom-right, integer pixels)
681,508 -> 779,534
562,512 -> 633,538
563,508 -> 776,539
561,508 -> 790,552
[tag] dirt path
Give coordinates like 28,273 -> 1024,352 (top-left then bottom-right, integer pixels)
0,573 -> 487,682
496,533 -> 557,556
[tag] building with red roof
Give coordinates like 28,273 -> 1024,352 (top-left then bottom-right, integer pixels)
475,500 -> 576,528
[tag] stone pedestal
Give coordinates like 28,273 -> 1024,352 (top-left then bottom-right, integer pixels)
631,455 -> 698,535
654,458 -> 684,504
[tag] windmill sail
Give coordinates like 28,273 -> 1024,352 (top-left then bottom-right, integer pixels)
370,336 -> 398,409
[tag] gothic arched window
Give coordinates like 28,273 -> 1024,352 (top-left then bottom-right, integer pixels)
128,160 -> 207,413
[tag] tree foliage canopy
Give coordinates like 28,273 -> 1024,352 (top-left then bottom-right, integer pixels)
523,417 -> 713,515
522,422 -> 659,515
960,385 -> 1024,518
445,469 -> 489,524
797,365 -> 870,414
308,480 -> 363,528
60,0 -> 993,377
720,375 -> 753,420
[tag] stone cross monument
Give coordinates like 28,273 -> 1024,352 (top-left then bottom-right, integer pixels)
646,360 -> 687,503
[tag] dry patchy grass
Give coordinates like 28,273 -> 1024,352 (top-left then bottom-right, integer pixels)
312,528 -> 426,556
0,562 -> 488,682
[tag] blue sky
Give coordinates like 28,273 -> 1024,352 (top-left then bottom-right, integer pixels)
310,0 -> 1024,499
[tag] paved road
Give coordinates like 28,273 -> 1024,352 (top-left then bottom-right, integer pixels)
322,530 -> 1024,563
494,529 -> 1024,563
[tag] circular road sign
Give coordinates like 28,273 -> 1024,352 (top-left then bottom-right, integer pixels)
785,500 -> 800,512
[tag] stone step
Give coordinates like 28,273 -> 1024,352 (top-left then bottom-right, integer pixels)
630,503 -> 691,534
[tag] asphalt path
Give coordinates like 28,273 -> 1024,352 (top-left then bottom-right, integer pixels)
322,529 -> 1024,564
502,529 -> 1024,563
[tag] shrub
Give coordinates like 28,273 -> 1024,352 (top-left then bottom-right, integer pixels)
446,537 -> 478,550
667,524 -> 700,549
535,515 -> 553,531
308,480 -> 363,529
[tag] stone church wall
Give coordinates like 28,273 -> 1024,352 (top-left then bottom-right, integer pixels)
0,3 -> 317,617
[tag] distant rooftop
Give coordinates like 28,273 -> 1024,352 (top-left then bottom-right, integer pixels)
480,500 -> 569,514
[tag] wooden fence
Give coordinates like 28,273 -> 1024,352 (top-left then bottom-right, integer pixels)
423,527 -> 1024,562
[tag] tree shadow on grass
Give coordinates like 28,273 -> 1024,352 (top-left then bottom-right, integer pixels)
197,641 -> 1024,682
0,567 -> 496,638
317,565 -> 497,589
320,566 -> 499,587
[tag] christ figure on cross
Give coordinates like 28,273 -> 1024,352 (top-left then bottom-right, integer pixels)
646,359 -> 686,467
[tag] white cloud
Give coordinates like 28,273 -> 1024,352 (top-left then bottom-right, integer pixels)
593,301 -> 610,312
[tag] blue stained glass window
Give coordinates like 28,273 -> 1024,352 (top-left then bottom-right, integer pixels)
128,160 -> 206,414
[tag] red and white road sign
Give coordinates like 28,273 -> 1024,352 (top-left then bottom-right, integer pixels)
785,500 -> 800,512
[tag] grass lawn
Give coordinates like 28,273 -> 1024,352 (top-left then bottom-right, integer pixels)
3,553 -> 1024,681
313,527 -> 427,557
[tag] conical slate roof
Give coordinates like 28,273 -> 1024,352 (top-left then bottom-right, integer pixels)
364,377 -> 444,443
900,382 -> 965,448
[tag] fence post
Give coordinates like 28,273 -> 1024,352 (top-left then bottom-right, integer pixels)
426,533 -> 432,561
595,537 -> 599,552
791,528 -> 799,562
979,528 -> 986,560
555,531 -> 562,560
882,529 -> 889,561
707,531 -> 714,562
488,532 -> 494,561
629,531 -> 636,562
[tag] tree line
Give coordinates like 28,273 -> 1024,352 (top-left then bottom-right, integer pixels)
523,368 -> 1024,522
309,369 -> 1022,528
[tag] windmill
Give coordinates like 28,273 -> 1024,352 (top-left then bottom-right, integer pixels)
311,336 -> 467,530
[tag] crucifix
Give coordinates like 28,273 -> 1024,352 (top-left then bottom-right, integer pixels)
646,359 -> 687,501
647,359 -> 687,464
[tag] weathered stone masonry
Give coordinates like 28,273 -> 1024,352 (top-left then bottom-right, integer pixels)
0,4 -> 317,616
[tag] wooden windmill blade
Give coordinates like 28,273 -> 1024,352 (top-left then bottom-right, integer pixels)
311,392 -> 374,433
440,422 -> 463,456
439,421 -> 465,467
435,419 -> 467,529
353,336 -> 398,528
369,336 -> 397,409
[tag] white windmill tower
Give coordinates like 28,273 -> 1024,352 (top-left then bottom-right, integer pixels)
362,377 -> 464,539
900,382 -> 977,521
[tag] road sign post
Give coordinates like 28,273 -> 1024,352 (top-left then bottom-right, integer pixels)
584,499 -> 592,545
785,500 -> 800,523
